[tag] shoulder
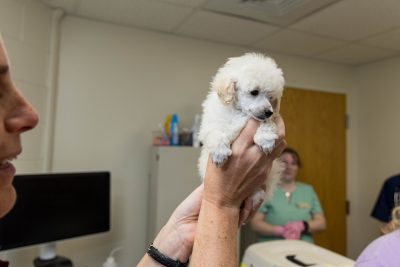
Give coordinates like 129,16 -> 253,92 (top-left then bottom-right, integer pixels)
296,182 -> 314,192
356,231 -> 400,266
386,175 -> 400,185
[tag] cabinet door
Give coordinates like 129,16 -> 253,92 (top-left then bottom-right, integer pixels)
148,147 -> 201,243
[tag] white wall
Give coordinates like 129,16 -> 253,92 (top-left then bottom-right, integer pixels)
0,0 -> 53,265
352,56 -> 400,252
52,16 -> 362,265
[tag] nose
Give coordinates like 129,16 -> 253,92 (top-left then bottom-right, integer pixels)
5,94 -> 39,134
264,110 -> 273,119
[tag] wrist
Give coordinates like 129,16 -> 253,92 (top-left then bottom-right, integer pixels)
152,223 -> 190,263
146,244 -> 188,267
201,198 -> 241,216
273,225 -> 285,237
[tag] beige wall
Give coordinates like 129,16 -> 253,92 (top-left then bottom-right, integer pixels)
352,56 -> 400,251
0,0 -> 51,172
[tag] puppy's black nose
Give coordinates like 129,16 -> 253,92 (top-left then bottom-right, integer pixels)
265,110 -> 273,119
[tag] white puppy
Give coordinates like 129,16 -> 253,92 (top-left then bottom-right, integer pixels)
198,52 -> 285,202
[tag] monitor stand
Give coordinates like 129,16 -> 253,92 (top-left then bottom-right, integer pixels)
33,256 -> 73,267
33,243 -> 73,267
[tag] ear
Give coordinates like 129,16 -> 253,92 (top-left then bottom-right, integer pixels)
212,76 -> 235,105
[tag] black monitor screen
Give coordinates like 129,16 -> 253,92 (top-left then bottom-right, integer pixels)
0,172 -> 110,251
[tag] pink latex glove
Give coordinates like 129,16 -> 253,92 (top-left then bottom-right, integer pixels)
283,221 -> 305,240
283,228 -> 301,239
285,221 -> 305,232
273,226 -> 285,237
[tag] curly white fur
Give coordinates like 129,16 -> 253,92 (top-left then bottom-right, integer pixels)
198,52 -> 285,202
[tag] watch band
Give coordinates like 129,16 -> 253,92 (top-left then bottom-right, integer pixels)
302,220 -> 309,234
147,244 -> 188,267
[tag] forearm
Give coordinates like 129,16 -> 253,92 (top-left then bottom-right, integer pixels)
190,200 -> 240,267
251,220 -> 279,236
307,214 -> 326,234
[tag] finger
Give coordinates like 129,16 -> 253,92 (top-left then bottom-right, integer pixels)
274,115 -> 285,138
185,183 -> 204,203
232,119 -> 260,148
244,200 -> 262,225
172,183 -> 204,218
270,138 -> 286,159
238,197 -> 253,226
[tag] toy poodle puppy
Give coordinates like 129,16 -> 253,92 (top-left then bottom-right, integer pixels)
198,52 -> 285,201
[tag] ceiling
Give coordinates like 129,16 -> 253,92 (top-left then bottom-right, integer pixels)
40,0 -> 400,66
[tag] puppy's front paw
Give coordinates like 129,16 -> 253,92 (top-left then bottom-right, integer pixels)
210,144 -> 232,167
258,138 -> 276,154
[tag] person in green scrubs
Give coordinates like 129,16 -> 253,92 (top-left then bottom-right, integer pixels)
250,148 -> 326,243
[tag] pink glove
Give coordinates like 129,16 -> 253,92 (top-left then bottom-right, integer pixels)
285,221 -> 305,232
273,226 -> 285,237
282,221 -> 305,240
283,228 -> 301,240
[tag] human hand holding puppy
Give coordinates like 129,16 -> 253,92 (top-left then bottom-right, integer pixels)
138,117 -> 285,267
191,117 -> 285,267
203,116 -> 285,221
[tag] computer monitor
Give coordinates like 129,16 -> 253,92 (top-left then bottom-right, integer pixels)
0,171 -> 110,266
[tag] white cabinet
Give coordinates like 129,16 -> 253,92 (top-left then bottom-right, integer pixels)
147,146 -> 201,243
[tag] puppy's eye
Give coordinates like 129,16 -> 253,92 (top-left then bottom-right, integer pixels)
250,90 -> 259,96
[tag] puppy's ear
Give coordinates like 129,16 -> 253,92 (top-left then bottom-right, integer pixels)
212,76 -> 235,105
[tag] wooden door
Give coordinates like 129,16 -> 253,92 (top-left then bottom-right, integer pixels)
280,87 -> 347,255
240,87 -> 347,258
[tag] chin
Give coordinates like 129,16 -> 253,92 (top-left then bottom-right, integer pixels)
0,185 -> 16,218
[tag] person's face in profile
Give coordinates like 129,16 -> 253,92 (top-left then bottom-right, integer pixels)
0,37 -> 39,218
280,152 -> 299,183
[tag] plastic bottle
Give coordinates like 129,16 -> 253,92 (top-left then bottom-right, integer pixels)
192,114 -> 201,148
103,256 -> 116,267
170,114 -> 180,146
164,114 -> 172,142
102,247 -> 123,267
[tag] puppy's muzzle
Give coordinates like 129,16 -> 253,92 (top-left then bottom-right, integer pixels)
255,110 -> 273,121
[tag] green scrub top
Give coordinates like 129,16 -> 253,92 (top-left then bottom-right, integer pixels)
258,182 -> 323,243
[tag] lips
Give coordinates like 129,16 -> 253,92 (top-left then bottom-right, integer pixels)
0,156 -> 18,183
0,160 -> 12,169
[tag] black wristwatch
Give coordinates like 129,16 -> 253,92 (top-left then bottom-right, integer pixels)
147,244 -> 189,267
302,221 -> 309,234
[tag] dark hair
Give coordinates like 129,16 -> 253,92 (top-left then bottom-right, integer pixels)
281,147 -> 302,167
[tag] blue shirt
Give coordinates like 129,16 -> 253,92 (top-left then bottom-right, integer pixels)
371,175 -> 400,223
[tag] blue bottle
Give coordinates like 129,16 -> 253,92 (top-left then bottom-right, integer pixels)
170,114 -> 180,146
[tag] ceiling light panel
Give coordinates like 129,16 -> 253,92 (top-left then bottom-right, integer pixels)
205,0 -> 339,26
175,10 -> 278,46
